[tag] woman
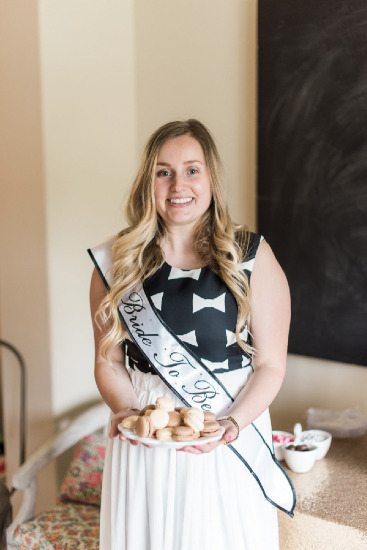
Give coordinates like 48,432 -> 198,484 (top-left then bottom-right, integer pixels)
89,119 -> 295,550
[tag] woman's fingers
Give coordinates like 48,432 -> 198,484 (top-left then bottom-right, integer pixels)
179,439 -> 223,454
109,410 -> 139,438
218,420 -> 238,446
179,421 -> 238,454
221,426 -> 237,445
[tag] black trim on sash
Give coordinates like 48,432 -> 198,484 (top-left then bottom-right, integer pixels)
229,441 -> 296,517
88,249 -> 110,291
249,422 -> 296,515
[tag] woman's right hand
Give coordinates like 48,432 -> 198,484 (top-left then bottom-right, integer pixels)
109,409 -> 140,440
110,409 -> 153,448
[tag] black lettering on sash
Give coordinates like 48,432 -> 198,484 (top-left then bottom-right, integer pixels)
182,380 -> 218,410
120,292 -> 158,346
154,352 -> 197,376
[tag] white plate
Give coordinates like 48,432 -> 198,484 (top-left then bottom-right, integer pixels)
118,425 -> 225,449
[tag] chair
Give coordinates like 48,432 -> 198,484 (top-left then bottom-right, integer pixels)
6,401 -> 110,549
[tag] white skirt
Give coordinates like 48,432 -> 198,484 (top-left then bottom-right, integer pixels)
99,369 -> 279,550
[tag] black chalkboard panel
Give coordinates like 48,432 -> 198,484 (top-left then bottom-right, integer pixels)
258,1 -> 367,366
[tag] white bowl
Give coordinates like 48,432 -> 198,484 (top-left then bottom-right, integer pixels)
299,429 -> 332,460
272,431 -> 295,461
283,444 -> 318,473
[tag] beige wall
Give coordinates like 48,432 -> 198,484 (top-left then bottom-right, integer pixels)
270,355 -> 367,431
38,0 -> 137,416
0,0 -> 366,512
134,0 -> 257,229
37,0 -> 258,420
0,0 -> 57,511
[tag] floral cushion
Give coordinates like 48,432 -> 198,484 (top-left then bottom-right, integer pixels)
13,503 -> 100,549
58,432 -> 106,506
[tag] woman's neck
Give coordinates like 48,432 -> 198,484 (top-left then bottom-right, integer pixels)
160,226 -> 204,270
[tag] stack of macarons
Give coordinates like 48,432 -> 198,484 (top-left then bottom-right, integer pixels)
119,396 -> 222,442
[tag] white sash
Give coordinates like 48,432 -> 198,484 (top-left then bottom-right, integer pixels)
88,239 -> 296,517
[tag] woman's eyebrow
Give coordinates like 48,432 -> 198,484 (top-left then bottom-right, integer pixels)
157,160 -> 204,166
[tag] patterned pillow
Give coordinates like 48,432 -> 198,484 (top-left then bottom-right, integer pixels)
58,432 -> 106,506
13,503 -> 100,549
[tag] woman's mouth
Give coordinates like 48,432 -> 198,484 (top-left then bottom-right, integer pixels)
167,198 -> 194,205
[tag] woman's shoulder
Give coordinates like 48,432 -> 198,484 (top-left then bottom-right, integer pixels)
235,228 -> 263,261
88,234 -> 119,288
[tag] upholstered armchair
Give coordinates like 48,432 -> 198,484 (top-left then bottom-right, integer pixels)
6,401 -> 109,549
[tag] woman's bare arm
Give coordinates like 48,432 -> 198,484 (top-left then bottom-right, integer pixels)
90,267 -> 141,437
225,240 -> 291,428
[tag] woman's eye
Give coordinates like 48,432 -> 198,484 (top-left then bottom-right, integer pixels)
158,170 -> 170,177
188,168 -> 198,175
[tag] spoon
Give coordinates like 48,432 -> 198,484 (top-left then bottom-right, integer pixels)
293,422 -> 303,445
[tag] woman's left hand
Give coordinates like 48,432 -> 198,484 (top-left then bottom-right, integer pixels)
177,419 -> 238,454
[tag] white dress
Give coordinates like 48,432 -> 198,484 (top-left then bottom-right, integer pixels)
100,370 -> 279,550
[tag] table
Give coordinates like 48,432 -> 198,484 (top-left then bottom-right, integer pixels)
278,435 -> 367,549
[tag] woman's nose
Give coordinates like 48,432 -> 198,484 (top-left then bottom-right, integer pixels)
170,174 -> 186,191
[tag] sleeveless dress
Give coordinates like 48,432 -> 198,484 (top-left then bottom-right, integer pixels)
97,233 -> 280,550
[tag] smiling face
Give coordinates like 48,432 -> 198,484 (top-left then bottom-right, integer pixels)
154,135 -> 212,231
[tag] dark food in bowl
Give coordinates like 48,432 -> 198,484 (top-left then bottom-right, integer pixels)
286,444 -> 311,452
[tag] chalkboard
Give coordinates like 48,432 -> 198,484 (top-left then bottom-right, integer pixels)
258,1 -> 367,366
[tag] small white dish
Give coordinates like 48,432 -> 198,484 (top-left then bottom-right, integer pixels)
272,431 -> 295,461
118,425 -> 225,449
299,429 -> 332,460
283,444 -> 318,473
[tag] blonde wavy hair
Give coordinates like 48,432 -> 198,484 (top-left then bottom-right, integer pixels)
97,119 -> 252,360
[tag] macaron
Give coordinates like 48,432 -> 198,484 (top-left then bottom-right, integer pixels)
204,411 -> 217,422
183,411 -> 204,433
155,396 -> 175,412
183,407 -> 204,421
139,404 -> 155,416
135,415 -> 154,438
120,415 -> 139,430
200,421 -> 221,438
172,425 -> 194,442
155,427 -> 174,441
149,409 -> 169,430
167,410 -> 182,428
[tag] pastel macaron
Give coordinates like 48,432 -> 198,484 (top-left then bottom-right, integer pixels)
155,427 -> 174,441
139,404 -> 155,416
203,411 -> 217,422
135,416 -> 154,438
155,397 -> 175,412
149,409 -> 170,430
120,415 -> 139,430
183,410 -> 204,433
167,410 -> 182,428
200,421 -> 221,438
184,407 -> 204,419
172,425 -> 195,442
